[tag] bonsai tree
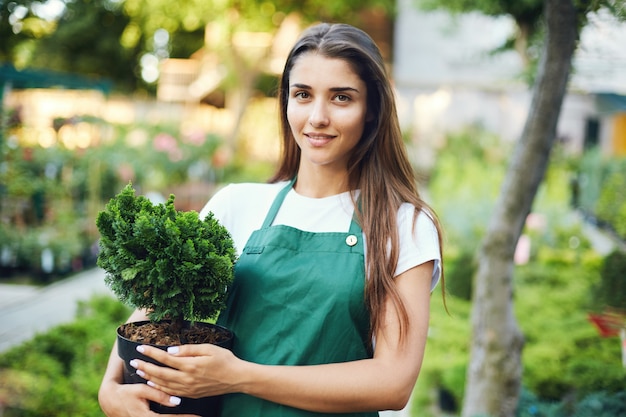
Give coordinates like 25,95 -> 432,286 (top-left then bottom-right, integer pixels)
96,183 -> 236,335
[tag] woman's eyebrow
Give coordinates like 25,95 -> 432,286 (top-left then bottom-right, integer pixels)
289,83 -> 360,93
329,86 -> 360,93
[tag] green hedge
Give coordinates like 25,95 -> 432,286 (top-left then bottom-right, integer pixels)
0,295 -> 130,417
577,149 -> 626,241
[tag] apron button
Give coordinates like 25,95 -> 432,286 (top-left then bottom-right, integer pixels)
345,235 -> 358,246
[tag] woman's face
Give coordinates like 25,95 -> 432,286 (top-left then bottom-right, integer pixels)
286,52 -> 368,173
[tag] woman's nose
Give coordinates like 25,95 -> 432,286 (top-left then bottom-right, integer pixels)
308,100 -> 330,128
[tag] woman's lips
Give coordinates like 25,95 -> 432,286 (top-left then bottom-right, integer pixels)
305,132 -> 336,146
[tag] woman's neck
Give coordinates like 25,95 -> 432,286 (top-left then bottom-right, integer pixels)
293,168 -> 351,198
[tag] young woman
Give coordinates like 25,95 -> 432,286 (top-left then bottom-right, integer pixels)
98,22 -> 443,417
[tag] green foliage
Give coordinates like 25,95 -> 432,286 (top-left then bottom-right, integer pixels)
575,147 -> 604,211
424,127 -> 625,415
96,183 -> 236,322
429,125 -> 510,253
415,233 -> 625,416
443,250 -> 475,300
411,293 -> 471,416
595,160 -> 626,239
576,149 -> 626,240
591,250 -> 626,310
0,113 -> 224,280
3,0 -> 395,93
573,391 -> 626,417
517,389 -> 626,417
416,0 -> 543,21
0,295 -> 130,417
0,128 -> 98,281
31,0 -> 138,92
515,251 -> 626,399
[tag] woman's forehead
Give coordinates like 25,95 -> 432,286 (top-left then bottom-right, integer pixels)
288,53 -> 364,87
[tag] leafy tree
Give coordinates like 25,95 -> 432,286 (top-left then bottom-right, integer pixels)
1,0 -> 395,93
31,0 -> 140,92
1,0 -> 141,91
414,0 -> 626,416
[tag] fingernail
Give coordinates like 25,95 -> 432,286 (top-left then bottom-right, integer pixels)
167,346 -> 179,354
147,380 -> 156,387
136,345 -> 145,353
129,360 -> 138,368
169,396 -> 181,406
136,369 -> 145,377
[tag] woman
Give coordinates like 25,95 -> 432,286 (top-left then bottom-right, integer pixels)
98,22 -> 443,417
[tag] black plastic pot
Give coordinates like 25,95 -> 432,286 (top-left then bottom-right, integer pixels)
117,320 -> 234,416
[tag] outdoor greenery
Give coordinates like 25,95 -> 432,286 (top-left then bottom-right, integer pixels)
96,183 -> 236,323
411,126 -> 626,416
1,126 -> 624,416
417,2 -> 625,415
2,2 -> 625,416
0,109 -> 227,283
1,0 -> 395,93
0,295 -> 131,416
592,250 -> 626,311
576,148 -> 626,241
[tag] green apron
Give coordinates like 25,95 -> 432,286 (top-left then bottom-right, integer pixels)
217,180 -> 378,417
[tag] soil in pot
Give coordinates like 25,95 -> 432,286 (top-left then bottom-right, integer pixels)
117,320 -> 233,417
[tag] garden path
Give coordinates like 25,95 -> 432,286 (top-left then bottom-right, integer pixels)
0,267 -> 110,353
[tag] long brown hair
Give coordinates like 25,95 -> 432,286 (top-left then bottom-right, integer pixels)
269,23 -> 444,345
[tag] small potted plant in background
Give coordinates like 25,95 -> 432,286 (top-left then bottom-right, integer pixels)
96,183 -> 236,416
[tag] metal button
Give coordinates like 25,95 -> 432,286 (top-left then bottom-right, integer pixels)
345,235 -> 358,246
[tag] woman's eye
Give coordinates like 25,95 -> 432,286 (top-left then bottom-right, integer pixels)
335,94 -> 350,102
294,91 -> 309,99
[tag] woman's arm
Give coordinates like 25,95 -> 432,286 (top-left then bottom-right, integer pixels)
132,260 -> 434,413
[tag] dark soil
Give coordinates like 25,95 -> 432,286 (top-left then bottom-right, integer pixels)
119,321 -> 230,346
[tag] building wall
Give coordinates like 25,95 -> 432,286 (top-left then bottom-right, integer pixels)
393,0 -> 626,157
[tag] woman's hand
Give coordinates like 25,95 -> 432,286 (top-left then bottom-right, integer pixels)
98,376 -> 199,417
129,343 -> 243,400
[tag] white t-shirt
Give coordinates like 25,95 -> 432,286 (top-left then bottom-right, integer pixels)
200,181 -> 441,291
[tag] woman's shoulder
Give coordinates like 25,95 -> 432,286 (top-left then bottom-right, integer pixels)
397,202 -> 438,231
396,202 -> 441,290
200,181 -> 288,217
214,181 -> 287,199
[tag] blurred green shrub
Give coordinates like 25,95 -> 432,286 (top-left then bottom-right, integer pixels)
421,127 -> 625,416
0,295 -> 130,417
591,250 -> 626,311
428,126 -> 509,255
517,389 -> 626,417
443,250 -> 475,301
577,149 -> 626,240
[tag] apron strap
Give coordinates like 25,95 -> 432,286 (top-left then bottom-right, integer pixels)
261,178 -> 296,229
348,197 -> 362,236
262,178 -> 364,239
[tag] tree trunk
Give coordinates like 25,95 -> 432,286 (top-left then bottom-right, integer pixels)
461,1 -> 579,417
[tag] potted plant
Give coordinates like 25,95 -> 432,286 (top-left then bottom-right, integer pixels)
96,183 -> 236,416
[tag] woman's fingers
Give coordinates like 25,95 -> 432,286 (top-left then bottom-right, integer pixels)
127,343 -> 235,399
